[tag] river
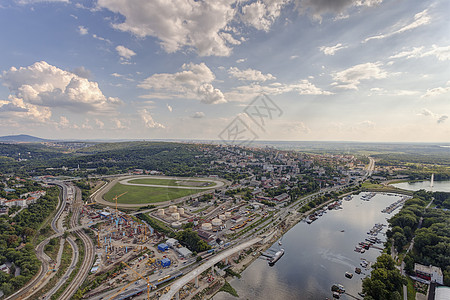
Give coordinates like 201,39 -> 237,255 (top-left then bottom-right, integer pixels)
391,180 -> 450,192
214,192 -> 406,300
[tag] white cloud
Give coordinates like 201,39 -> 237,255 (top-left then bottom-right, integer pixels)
390,45 -> 450,61
225,79 -> 333,102
98,0 -> 238,56
78,26 -> 88,35
332,62 -> 387,90
116,45 -> 136,60
167,104 -> 173,112
138,62 -> 226,104
240,0 -> 288,32
139,109 -> 165,128
363,9 -> 431,42
95,118 -> 105,129
290,55 -> 299,60
92,34 -> 112,44
228,67 -> 276,82
422,86 -> 450,98
16,0 -> 68,4
1,61 -> 121,115
236,58 -> 247,63
319,43 -> 347,55
192,111 -> 205,118
113,119 -> 128,129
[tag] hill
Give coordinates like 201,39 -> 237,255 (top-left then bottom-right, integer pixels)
0,134 -> 49,143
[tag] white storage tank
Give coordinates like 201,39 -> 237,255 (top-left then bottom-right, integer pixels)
171,221 -> 182,229
178,208 -> 185,215
169,205 -> 177,213
157,209 -> 165,216
201,223 -> 212,231
212,218 -> 222,226
219,214 -> 226,220
171,212 -> 180,220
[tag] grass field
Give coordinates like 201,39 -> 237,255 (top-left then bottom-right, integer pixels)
103,183 -> 205,204
128,178 -> 216,187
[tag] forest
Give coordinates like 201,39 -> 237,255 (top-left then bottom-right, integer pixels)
0,187 -> 59,296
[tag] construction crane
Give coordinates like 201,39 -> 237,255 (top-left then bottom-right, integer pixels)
121,261 -> 155,300
113,192 -> 127,220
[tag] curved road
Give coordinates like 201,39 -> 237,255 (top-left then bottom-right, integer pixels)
120,176 -> 225,190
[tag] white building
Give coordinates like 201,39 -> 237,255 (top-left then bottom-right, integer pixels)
414,263 -> 443,284
166,238 -> 178,248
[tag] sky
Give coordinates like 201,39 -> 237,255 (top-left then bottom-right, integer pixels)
0,0 -> 449,143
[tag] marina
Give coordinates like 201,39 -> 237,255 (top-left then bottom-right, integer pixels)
214,192 -> 406,300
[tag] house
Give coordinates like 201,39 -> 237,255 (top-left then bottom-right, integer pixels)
175,247 -> 192,258
166,238 -> 178,248
157,243 -> 169,252
414,263 -> 443,284
273,193 -> 290,202
0,264 -> 10,274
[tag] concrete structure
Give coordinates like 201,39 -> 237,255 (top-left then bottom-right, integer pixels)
414,263 -> 443,284
169,205 -> 177,213
166,238 -> 178,248
225,211 -> 232,218
157,208 -> 165,216
171,221 -> 182,228
201,223 -> 212,231
171,212 -> 180,220
218,214 -> 226,220
211,218 -> 222,226
178,208 -> 184,215
158,243 -> 169,252
231,215 -> 243,223
175,247 -> 192,258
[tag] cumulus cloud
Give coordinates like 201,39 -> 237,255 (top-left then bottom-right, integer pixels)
390,45 -> 450,61
1,61 -> 121,116
295,0 -> 382,21
78,25 -> 88,35
437,115 -> 448,124
240,0 -> 289,31
71,66 -> 91,79
191,111 -> 205,118
319,43 -> 347,55
138,62 -> 226,104
98,0 -> 238,56
116,45 -> 136,61
167,104 -> 173,112
139,109 -> 165,128
236,58 -> 247,63
363,9 -> 431,43
332,62 -> 387,90
228,67 -> 276,82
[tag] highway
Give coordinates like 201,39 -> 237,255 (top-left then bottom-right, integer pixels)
161,237 -> 261,300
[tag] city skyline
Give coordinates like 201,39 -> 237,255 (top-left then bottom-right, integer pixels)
0,0 -> 449,142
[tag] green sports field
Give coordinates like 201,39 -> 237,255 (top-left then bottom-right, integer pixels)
103,181 -> 209,204
127,178 -> 216,187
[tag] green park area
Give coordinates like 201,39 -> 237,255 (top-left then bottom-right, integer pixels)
128,178 -> 216,187
103,182 -> 207,204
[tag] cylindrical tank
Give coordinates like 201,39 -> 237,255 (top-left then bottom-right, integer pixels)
201,223 -> 212,231
171,212 -> 180,220
225,212 -> 232,218
178,208 -> 185,215
169,205 -> 177,213
171,221 -> 182,229
157,209 -> 165,216
212,218 -> 222,226
219,214 -> 226,220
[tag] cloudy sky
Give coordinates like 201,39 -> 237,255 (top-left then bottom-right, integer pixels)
0,0 -> 449,142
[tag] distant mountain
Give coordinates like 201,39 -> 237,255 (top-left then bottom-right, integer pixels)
0,134 -> 49,143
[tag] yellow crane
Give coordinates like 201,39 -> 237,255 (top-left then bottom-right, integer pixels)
120,261 -> 155,300
112,192 -> 127,220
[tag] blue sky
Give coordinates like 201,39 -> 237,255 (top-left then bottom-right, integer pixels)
0,0 -> 449,142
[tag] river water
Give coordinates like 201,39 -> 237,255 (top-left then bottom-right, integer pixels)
214,192 -> 405,300
392,180 -> 450,192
